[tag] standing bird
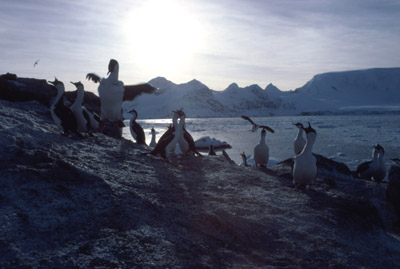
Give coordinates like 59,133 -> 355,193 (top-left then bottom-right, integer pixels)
176,109 -> 202,156
86,59 -> 156,138
158,110 -> 181,153
240,152 -> 248,167
292,123 -> 317,187
151,114 -> 185,160
149,128 -> 157,147
33,59 -> 40,68
356,144 -> 386,182
48,78 -> 81,138
208,144 -> 216,156
82,106 -> 100,131
254,128 -> 274,168
87,59 -> 124,137
293,122 -> 306,155
69,81 -> 90,133
241,115 -> 274,167
151,110 -> 180,157
127,109 -> 146,145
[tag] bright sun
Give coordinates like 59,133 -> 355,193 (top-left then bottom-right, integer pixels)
122,0 -> 203,72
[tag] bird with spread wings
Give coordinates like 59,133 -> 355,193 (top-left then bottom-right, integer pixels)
241,115 -> 275,133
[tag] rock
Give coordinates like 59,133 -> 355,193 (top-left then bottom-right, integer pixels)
194,136 -> 232,150
0,73 -> 100,114
0,74 -> 56,106
387,165 -> 400,218
0,72 -> 17,80
1,98 -> 400,268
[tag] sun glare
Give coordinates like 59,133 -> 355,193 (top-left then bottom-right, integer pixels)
122,0 -> 203,72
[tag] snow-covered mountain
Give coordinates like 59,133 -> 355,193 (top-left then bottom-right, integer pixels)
123,77 -> 295,118
125,68 -> 400,118
289,68 -> 400,113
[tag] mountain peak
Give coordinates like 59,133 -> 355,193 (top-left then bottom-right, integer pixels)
244,84 -> 263,91
265,83 -> 281,92
148,77 -> 175,89
180,79 -> 209,92
227,82 -> 239,89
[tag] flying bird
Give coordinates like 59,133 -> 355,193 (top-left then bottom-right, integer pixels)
33,59 -> 40,68
241,115 -> 275,133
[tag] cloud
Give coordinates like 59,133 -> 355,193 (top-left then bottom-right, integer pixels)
0,0 -> 399,93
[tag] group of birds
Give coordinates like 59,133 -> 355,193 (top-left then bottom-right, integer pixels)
48,58 -> 202,162
240,116 -> 318,188
49,78 -> 100,138
49,58 -> 392,189
240,116 -> 390,188
49,59 -> 153,139
150,109 -> 202,160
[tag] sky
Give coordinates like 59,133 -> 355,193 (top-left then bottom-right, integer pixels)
1,0 -> 400,94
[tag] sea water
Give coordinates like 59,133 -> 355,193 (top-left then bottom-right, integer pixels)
123,114 -> 400,170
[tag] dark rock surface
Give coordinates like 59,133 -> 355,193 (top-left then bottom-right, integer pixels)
387,165 -> 400,218
0,73 -> 100,114
1,99 -> 400,268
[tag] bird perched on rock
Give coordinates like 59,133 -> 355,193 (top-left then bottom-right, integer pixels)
208,144 -> 216,156
241,115 -> 274,168
86,59 -> 156,138
151,113 -> 185,160
240,152 -> 248,167
176,109 -> 202,157
127,109 -> 146,145
69,81 -> 90,134
150,110 -> 180,158
48,78 -> 82,138
149,128 -> 157,148
292,122 -> 317,188
356,144 -> 386,182
293,122 -> 306,155
157,110 -> 181,153
82,106 -> 100,131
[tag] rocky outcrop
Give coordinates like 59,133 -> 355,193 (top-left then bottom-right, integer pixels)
1,99 -> 400,268
0,73 -> 100,114
387,165 -> 400,219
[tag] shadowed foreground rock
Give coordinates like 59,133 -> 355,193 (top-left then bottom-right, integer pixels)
1,99 -> 400,268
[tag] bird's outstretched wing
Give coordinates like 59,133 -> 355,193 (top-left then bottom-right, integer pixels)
356,161 -> 372,176
123,83 -> 156,101
241,115 -> 255,125
241,115 -> 259,132
86,73 -> 101,83
260,125 -> 275,133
